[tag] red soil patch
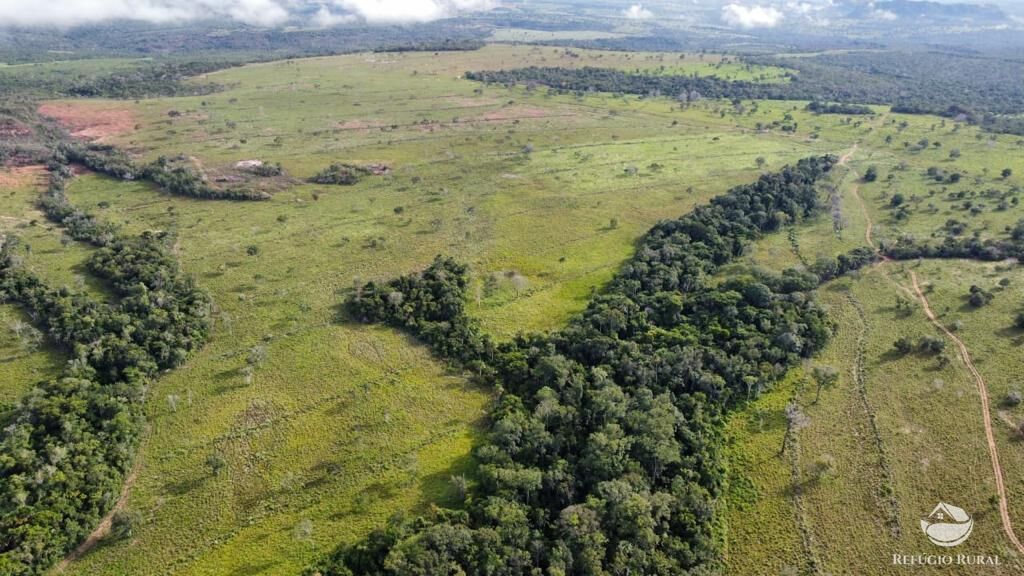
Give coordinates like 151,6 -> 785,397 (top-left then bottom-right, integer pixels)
0,165 -> 47,188
38,101 -> 136,141
0,119 -> 32,138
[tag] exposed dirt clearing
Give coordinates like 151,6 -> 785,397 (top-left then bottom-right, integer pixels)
0,165 -> 47,188
0,119 -> 33,138
38,101 -> 136,141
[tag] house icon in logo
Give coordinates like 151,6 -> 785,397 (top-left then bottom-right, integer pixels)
921,502 -> 974,547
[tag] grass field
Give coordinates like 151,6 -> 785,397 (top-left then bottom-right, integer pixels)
1,45 -> 1017,574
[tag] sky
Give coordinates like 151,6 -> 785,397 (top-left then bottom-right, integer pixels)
0,0 -> 1016,29
0,0 -> 498,27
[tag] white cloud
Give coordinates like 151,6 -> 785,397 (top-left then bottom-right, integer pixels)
870,8 -> 898,21
622,4 -> 653,20
333,0 -> 496,24
0,0 -> 496,27
0,0 -> 292,27
311,5 -> 357,26
722,3 -> 784,28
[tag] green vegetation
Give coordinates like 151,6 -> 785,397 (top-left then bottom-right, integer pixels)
315,157 -> 840,575
468,57 -> 1024,134
0,160 -> 211,574
308,163 -> 371,186
62,143 -> 270,200
0,41 -> 1020,576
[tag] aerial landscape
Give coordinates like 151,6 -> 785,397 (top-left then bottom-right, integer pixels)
0,0 -> 1023,574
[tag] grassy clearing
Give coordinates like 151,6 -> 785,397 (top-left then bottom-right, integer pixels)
0,303 -> 65,404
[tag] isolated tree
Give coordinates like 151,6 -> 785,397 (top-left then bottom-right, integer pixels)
811,365 -> 839,404
207,453 -> 227,477
863,166 -> 878,182
294,519 -> 314,542
450,474 -> 468,502
811,454 -> 836,480
1004,390 -> 1022,407
247,344 -> 267,367
968,285 -> 993,307
1003,168 -> 1013,179
756,156 -> 766,169
241,364 -> 254,386
893,337 -> 913,355
919,335 -> 945,354
894,295 -> 913,315
110,509 -> 143,540
510,273 -> 529,295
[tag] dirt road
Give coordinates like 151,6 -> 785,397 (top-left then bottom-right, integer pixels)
840,140 -> 1020,552
52,462 -> 141,573
908,271 -> 1024,555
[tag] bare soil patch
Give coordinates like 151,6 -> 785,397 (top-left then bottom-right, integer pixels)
0,165 -> 46,188
38,101 -> 136,141
0,119 -> 32,138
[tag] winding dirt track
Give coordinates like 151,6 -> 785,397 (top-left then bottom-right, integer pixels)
52,462 -> 140,573
841,138 -> 1023,553
907,272 -> 1024,555
838,142 -> 878,250
851,184 -> 875,249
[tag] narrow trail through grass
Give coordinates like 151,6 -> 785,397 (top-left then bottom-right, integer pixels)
845,293 -> 902,538
52,460 -> 142,574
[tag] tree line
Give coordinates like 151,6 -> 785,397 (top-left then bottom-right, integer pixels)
0,156 -> 212,574
310,156 -> 854,576
60,143 -> 270,201
882,218 -> 1024,263
806,101 -> 874,115
465,61 -> 1024,135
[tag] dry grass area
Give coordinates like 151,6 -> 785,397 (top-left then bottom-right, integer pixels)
0,165 -> 46,188
38,101 -> 136,141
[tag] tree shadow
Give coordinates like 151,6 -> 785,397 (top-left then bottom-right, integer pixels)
230,561 -> 280,575
414,451 -> 479,512
164,474 -> 207,496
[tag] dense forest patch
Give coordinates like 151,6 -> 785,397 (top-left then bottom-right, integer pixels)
309,157 -> 853,575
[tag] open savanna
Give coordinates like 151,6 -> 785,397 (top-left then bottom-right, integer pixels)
10,47 -> 890,575
725,110 -> 1024,574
